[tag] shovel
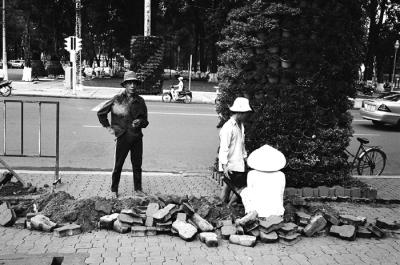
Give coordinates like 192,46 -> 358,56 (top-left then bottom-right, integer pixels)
222,175 -> 242,199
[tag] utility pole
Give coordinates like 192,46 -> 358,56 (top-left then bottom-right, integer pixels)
75,0 -> 82,89
2,0 -> 8,80
144,0 -> 151,36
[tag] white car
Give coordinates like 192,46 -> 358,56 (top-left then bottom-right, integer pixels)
360,92 -> 400,127
8,60 -> 24,68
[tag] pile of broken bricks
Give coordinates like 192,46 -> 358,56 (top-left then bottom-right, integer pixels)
2,197 -> 400,247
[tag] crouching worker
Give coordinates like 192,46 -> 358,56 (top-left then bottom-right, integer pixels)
240,144 -> 286,218
97,71 -> 149,198
218,97 -> 252,205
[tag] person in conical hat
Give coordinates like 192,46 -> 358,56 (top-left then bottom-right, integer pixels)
240,144 -> 286,218
218,97 -> 252,205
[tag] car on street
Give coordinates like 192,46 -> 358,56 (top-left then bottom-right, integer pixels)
360,92 -> 400,127
8,59 -> 24,68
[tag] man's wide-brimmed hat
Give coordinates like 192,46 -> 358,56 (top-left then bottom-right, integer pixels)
229,97 -> 252,112
247,144 -> 286,172
121,71 -> 141,86
178,76 -> 183,81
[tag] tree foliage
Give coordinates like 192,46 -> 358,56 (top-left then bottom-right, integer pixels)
217,0 -> 365,187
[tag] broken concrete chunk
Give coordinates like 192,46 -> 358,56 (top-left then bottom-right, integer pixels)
304,215 -> 327,237
14,218 -> 26,229
376,218 -> 400,230
260,231 -> 278,243
280,222 -> 298,234
118,213 -> 143,226
357,226 -> 372,238
26,212 -> 38,221
279,232 -> 301,242
221,225 -> 237,239
229,235 -> 257,247
190,213 -> 214,232
329,225 -> 356,241
155,220 -> 172,232
340,215 -> 366,226
181,202 -> 195,216
323,212 -> 340,226
217,219 -> 233,228
121,209 -> 141,218
131,226 -> 147,237
296,211 -> 311,226
367,223 -> 385,238
113,219 -> 130,234
146,227 -> 157,236
176,213 -> 187,222
199,232 -> 219,247
53,224 -> 82,237
99,213 -> 119,229
30,214 -> 57,232
0,202 -> 16,227
146,203 -> 160,217
172,220 -> 197,241
235,211 -> 258,226
248,228 -> 260,238
152,204 -> 177,221
259,215 -> 284,234
145,217 -> 154,227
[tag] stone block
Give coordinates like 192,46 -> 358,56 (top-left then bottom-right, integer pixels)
131,226 -> 147,237
121,209 -> 141,218
190,213 -> 214,232
145,216 -> 154,227
0,202 -> 16,227
344,188 -> 351,197
323,212 -> 340,226
357,226 -> 372,238
221,225 -> 237,239
296,211 -> 311,226
176,213 -> 187,222
318,186 -> 329,197
118,213 -> 143,226
199,232 -> 219,247
217,219 -> 233,228
229,235 -> 257,247
376,218 -> 400,230
235,211 -> 258,226
279,232 -> 301,242
364,188 -> 378,200
302,187 -> 314,197
339,215 -> 366,226
99,213 -> 119,229
367,223 -> 385,238
95,200 -> 113,215
291,197 -> 308,207
259,215 -> 284,234
14,218 -> 26,229
172,220 -> 198,241
53,223 -> 82,237
153,204 -> 177,221
155,220 -> 172,232
181,202 -> 195,216
30,214 -> 57,232
146,227 -> 157,236
328,187 -> 336,197
26,212 -> 38,221
260,231 -> 278,243
350,187 -> 361,198
113,219 -> 130,234
304,215 -> 327,237
280,222 -> 298,234
335,186 -> 345,197
329,225 -> 356,241
146,203 -> 160,217
285,187 -> 297,197
313,188 -> 319,197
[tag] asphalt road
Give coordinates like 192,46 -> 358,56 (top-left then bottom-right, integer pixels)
0,96 -> 398,175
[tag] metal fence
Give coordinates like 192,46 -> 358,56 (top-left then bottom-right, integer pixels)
0,100 -> 60,188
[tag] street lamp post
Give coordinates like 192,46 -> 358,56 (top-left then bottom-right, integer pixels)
2,0 -> 8,80
391,40 -> 399,91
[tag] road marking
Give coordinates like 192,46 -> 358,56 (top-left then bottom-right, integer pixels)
148,111 -> 217,117
353,119 -> 369,122
353,133 -> 380,136
83,125 -> 102,128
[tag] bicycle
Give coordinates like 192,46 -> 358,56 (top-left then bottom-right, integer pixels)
346,137 -> 386,176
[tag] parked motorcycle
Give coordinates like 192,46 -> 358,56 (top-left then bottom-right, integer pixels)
0,80 -> 12,97
162,87 -> 192,103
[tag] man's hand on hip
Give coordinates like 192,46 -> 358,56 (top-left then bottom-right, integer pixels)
106,126 -> 114,135
222,164 -> 231,179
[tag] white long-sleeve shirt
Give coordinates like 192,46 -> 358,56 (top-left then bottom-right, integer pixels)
218,117 -> 247,172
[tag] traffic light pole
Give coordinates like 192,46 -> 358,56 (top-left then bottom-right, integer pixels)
75,0 -> 82,90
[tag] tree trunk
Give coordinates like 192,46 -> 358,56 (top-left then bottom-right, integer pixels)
199,21 -> 207,73
22,13 -> 31,67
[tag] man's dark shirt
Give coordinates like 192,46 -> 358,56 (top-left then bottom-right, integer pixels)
97,91 -> 149,138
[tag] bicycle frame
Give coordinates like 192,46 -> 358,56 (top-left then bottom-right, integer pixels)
345,143 -> 369,169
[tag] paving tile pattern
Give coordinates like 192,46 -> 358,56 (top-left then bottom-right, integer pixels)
361,178 -> 400,200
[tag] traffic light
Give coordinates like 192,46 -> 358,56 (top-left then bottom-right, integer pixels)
64,37 -> 72,51
75,37 -> 82,52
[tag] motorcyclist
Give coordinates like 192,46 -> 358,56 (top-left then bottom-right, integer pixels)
171,76 -> 184,100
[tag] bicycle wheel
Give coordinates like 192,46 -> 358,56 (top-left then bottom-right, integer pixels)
357,148 -> 386,176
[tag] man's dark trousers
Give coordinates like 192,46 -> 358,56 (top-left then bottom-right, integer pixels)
111,130 -> 143,193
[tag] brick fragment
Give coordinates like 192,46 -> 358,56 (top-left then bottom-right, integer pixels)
99,213 -> 119,229
0,202 -> 16,227
304,215 -> 327,237
323,212 -> 340,226
376,218 -> 400,230
249,228 -> 260,238
295,211 -> 311,226
235,211 -> 258,226
181,202 -> 195,216
146,226 -> 157,236
357,226 -> 372,238
152,204 -> 177,221
146,203 -> 160,217
118,213 -> 143,226
155,220 -> 172,232
172,220 -> 197,241
259,215 -> 284,234
121,209 -> 141,218
30,214 -> 57,232
53,223 -> 82,237
145,216 -> 154,227
291,197 -> 308,206
329,225 -> 356,241
221,225 -> 236,239
14,218 -> 26,229
199,232 -> 218,247
279,232 -> 301,242
229,235 -> 256,247
259,231 -> 278,243
367,223 -> 385,238
26,212 -> 37,221
280,222 -> 298,234
217,219 -> 233,228
131,226 -> 147,237
176,212 -> 187,222
190,213 -> 214,232
236,225 -> 245,235
113,219 -> 130,234
339,215 -> 366,226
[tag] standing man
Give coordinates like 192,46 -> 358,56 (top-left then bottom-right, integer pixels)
97,71 -> 149,198
219,97 -> 252,205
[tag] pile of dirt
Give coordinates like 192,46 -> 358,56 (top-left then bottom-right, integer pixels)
0,181 -> 47,197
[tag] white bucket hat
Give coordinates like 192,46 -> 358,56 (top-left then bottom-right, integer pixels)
229,97 -> 252,112
247,144 -> 286,172
178,76 -> 184,81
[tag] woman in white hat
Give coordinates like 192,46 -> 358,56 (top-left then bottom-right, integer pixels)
240,144 -> 286,218
218,97 -> 252,205
171,76 -> 184,100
